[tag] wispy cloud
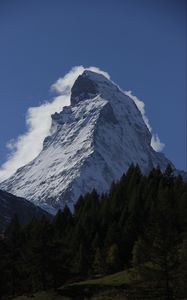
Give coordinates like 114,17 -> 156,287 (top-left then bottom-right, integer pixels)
151,134 -> 165,152
0,66 -> 110,182
125,90 -> 165,152
0,66 -> 164,182
51,65 -> 110,93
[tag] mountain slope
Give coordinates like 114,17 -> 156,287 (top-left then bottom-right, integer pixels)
0,189 -> 50,230
0,70 -> 175,211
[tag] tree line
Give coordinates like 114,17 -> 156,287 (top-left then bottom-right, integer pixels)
0,164 -> 186,299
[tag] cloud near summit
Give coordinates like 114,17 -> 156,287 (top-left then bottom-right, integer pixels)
0,66 -> 164,182
0,66 -> 110,181
125,90 -> 165,152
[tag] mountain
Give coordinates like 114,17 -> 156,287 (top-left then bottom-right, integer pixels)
0,70 -> 179,211
0,189 -> 50,230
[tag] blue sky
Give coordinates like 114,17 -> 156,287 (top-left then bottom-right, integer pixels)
0,0 -> 186,177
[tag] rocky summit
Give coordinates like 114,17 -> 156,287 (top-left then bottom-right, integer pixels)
0,70 -> 178,212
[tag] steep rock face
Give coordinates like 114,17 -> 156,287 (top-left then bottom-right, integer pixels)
0,70 -> 174,211
71,74 -> 98,106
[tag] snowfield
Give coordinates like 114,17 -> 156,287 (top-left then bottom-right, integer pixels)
0,70 -> 175,212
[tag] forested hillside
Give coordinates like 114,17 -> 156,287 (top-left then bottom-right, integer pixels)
0,164 -> 187,299
0,190 -> 50,230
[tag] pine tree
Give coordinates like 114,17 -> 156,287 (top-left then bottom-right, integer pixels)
92,248 -> 104,275
132,211 -> 180,299
5,215 -> 23,295
74,244 -> 89,275
25,216 -> 53,291
106,243 -> 120,273
178,234 -> 187,298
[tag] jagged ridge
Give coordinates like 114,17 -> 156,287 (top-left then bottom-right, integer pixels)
0,70 -> 176,212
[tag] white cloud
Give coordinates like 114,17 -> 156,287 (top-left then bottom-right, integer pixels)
125,90 -> 165,152
151,134 -> 165,152
0,66 -> 110,182
125,90 -> 152,132
0,66 -> 164,182
51,65 -> 110,93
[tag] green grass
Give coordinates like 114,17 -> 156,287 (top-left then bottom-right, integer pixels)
14,270 -> 133,300
69,269 -> 133,287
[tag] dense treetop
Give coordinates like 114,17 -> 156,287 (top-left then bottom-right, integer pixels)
0,164 -> 186,299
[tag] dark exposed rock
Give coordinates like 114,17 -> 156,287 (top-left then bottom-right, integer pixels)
0,189 -> 51,230
71,73 -> 98,105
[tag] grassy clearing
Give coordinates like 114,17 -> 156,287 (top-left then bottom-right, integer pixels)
14,270 -> 133,300
70,269 -> 133,287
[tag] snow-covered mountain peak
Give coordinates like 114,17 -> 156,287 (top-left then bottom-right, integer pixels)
70,70 -> 119,106
81,69 -> 111,86
0,71 -> 178,212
